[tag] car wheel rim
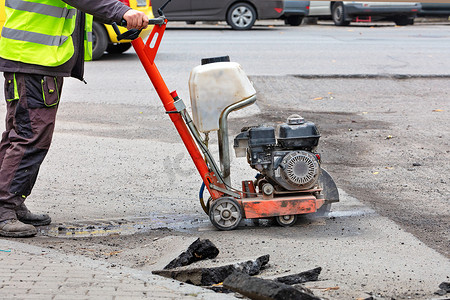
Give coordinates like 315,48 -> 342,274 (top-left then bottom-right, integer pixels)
335,6 -> 343,21
231,7 -> 253,28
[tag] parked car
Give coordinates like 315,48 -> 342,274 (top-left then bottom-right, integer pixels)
92,0 -> 154,60
308,1 -> 421,26
418,3 -> 450,17
150,0 -> 284,30
281,1 -> 310,26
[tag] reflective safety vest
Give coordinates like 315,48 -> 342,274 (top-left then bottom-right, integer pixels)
0,0 -> 93,66
84,14 -> 93,61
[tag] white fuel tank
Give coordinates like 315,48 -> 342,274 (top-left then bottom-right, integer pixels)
189,61 -> 256,133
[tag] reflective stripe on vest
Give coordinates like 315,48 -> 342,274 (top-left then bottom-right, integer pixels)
1,27 -> 69,46
84,14 -> 93,61
0,0 -> 77,66
5,0 -> 76,19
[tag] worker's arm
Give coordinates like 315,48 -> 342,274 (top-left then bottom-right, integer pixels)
62,0 -> 148,29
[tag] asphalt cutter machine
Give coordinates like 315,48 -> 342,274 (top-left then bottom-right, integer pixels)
114,0 -> 339,231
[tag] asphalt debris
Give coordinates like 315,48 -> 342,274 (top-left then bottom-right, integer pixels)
163,238 -> 219,269
435,281 -> 450,296
223,271 -> 321,300
153,255 -> 270,286
152,238 -> 323,298
274,267 -> 322,285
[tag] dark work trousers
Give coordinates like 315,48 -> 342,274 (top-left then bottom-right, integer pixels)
0,73 -> 63,222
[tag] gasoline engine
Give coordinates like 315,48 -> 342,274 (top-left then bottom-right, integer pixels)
234,114 -> 322,194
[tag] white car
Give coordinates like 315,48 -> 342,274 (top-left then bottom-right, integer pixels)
308,1 -> 421,26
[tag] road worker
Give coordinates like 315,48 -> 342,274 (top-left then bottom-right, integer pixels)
0,0 -> 149,237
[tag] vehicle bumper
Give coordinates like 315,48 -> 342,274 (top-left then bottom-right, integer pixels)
283,9 -> 309,17
257,0 -> 284,19
419,3 -> 450,16
418,9 -> 450,16
283,1 -> 309,17
345,5 -> 420,17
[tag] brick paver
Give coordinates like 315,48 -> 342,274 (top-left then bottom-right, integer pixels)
0,240 -> 235,300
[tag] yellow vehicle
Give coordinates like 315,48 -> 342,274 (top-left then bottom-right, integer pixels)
94,0 -> 154,60
0,0 -> 154,60
0,0 -> 5,30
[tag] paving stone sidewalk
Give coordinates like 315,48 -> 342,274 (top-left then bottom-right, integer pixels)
0,239 -> 235,300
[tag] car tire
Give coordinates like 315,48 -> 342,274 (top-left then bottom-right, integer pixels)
394,15 -> 414,26
285,15 -> 304,26
92,22 -> 109,60
332,2 -> 351,26
227,2 -> 257,30
106,43 -> 132,54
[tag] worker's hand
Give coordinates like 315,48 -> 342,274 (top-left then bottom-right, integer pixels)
123,9 -> 149,30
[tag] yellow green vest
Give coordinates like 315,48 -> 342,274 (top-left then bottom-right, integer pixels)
84,14 -> 93,61
0,0 -> 93,66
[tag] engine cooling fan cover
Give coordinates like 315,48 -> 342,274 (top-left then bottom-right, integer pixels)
280,151 -> 320,189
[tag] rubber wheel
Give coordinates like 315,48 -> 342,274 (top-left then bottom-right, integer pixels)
92,22 -> 109,60
394,16 -> 414,26
275,215 -> 298,227
209,197 -> 242,231
332,2 -> 351,26
285,15 -> 303,26
106,43 -> 132,54
227,2 -> 257,30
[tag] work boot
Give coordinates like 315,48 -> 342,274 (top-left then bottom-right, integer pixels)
0,219 -> 37,237
18,211 -> 51,226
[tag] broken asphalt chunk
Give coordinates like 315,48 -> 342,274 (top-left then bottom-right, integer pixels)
163,238 -> 219,269
435,281 -> 450,295
439,282 -> 450,292
223,272 -> 321,300
153,254 -> 270,286
275,267 -> 322,285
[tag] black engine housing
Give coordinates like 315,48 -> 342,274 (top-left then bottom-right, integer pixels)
233,115 -> 321,192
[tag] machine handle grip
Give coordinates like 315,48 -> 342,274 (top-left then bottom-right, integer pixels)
112,17 -> 166,41
112,21 -> 141,41
148,16 -> 166,25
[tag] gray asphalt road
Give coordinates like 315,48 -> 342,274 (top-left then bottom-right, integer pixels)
1,21 -> 449,299
62,20 -> 450,106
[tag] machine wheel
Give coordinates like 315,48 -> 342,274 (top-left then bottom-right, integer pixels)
275,215 -> 298,227
227,2 -> 257,30
92,22 -> 109,60
209,197 -> 242,231
285,15 -> 304,26
332,2 -> 351,26
106,43 -> 132,54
